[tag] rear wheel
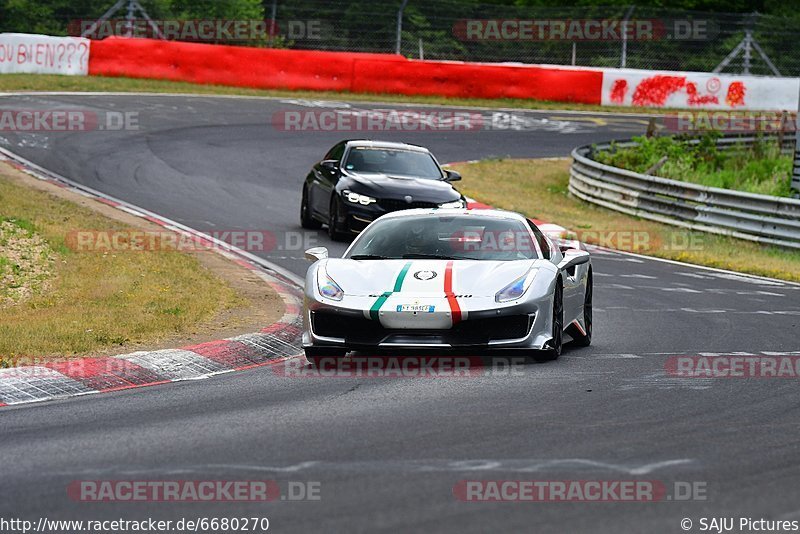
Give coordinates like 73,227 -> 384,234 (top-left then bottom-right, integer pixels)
300,185 -> 322,229
327,197 -> 347,241
535,279 -> 563,362
568,269 -> 592,347
305,347 -> 347,368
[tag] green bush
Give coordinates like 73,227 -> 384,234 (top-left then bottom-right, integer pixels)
593,133 -> 793,198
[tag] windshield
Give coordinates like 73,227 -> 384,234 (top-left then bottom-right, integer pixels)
343,147 -> 443,179
346,214 -> 542,261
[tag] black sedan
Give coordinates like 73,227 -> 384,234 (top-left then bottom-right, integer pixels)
300,140 -> 466,240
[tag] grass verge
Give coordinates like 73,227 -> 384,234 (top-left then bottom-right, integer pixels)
0,73 -> 681,115
453,158 -> 800,282
0,163 -> 282,364
593,134 -> 795,197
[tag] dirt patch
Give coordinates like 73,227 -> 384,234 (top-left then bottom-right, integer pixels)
0,219 -> 55,306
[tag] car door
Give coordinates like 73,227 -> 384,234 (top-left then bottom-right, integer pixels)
310,142 -> 346,217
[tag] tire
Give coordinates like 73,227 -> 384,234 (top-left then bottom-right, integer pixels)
300,185 -> 322,229
327,196 -> 347,241
305,347 -> 347,368
568,269 -> 592,347
535,278 -> 563,362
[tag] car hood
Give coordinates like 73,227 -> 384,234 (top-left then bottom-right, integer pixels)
324,258 -> 543,297
345,172 -> 460,202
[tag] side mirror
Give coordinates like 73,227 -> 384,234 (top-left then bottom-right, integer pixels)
444,169 -> 461,182
321,160 -> 338,171
558,249 -> 590,271
304,247 -> 329,263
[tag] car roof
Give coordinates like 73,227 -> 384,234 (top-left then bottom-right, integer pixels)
378,208 -> 530,224
344,140 -> 430,153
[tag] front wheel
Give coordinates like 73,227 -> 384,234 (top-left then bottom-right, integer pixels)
568,269 -> 592,347
327,197 -> 347,241
535,279 -> 563,362
300,185 -> 322,229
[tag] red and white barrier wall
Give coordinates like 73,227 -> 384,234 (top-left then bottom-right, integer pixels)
0,33 -> 89,75
85,37 -> 604,104
600,67 -> 800,111
3,33 -> 798,111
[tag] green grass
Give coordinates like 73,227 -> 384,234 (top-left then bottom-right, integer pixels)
594,134 -> 795,197
0,255 -> 12,274
0,216 -> 37,235
454,157 -> 800,282
0,73 -> 686,115
0,168 -> 246,363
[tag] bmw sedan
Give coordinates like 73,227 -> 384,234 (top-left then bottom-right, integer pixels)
300,140 -> 466,240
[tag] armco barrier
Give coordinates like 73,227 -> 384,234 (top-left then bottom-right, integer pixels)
88,37 -> 603,104
794,133 -> 800,192
569,136 -> 800,249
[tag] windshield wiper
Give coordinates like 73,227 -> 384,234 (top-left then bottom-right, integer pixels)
349,254 -> 390,260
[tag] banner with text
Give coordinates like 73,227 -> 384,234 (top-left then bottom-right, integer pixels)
0,33 -> 90,75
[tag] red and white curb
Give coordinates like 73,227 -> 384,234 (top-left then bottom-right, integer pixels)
0,147 -> 305,408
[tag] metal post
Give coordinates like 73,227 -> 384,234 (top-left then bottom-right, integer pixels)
571,42 -> 576,66
620,5 -> 634,68
418,38 -> 424,60
395,0 -> 409,55
125,0 -> 136,37
750,37 -> 781,76
131,0 -> 164,39
713,30 -> 780,76
269,0 -> 277,45
743,31 -> 752,75
81,0 -> 163,39
81,0 -> 127,38
793,83 -> 800,195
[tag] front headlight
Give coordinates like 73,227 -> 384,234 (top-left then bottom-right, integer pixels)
317,268 -> 344,301
495,269 -> 538,303
438,199 -> 465,209
343,190 -> 377,206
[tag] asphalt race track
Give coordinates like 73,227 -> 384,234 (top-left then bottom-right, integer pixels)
1,94 -> 799,533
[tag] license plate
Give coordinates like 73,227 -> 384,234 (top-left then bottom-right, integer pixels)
396,304 -> 435,313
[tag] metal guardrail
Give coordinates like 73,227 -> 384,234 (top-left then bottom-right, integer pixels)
793,132 -> 800,193
569,135 -> 800,250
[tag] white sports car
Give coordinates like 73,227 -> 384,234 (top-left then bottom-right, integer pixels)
302,209 -> 592,364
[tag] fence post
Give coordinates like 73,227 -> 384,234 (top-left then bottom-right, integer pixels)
268,0 -> 277,45
395,0 -> 409,55
620,5 -> 635,68
793,85 -> 800,194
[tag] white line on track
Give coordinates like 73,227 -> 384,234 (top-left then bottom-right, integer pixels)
53,458 -> 695,476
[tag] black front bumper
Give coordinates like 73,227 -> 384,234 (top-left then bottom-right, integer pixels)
337,197 -> 446,234
311,310 -> 534,347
